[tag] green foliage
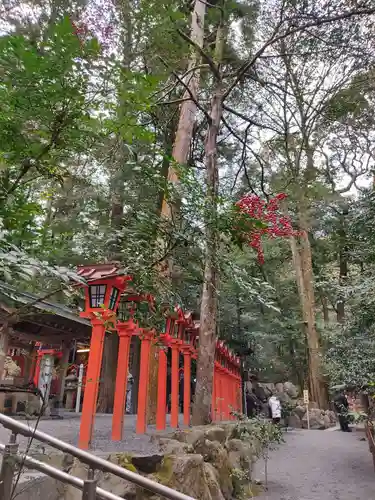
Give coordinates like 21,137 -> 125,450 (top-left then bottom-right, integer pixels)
231,413 -> 284,457
1,0 -> 375,403
0,221 -> 85,287
0,17 -> 103,197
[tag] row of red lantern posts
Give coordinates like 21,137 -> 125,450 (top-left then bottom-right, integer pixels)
76,264 -> 242,450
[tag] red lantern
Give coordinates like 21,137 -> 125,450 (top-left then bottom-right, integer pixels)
76,264 -> 131,449
78,264 -> 131,318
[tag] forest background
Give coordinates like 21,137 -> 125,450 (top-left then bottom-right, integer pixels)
1,0 -> 375,422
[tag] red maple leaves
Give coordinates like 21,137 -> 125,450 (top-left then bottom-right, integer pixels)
236,193 -> 298,264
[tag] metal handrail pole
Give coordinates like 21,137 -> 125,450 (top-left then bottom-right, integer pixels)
82,469 -> 97,500
0,444 -> 123,500
0,414 -> 196,500
0,433 -> 18,500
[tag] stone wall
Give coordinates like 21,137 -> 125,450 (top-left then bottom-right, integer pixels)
255,381 -> 337,429
59,422 -> 266,500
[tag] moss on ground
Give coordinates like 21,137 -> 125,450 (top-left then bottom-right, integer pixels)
114,453 -> 138,473
152,455 -> 174,485
243,482 -> 264,498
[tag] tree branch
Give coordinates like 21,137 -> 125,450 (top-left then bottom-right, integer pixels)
223,8 -> 375,101
223,104 -> 283,135
157,56 -> 212,123
176,28 -> 221,80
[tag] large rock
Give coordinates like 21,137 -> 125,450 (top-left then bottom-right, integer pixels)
154,454 -> 212,500
158,438 -> 191,455
323,414 -> 332,429
275,383 -> 284,393
205,426 -> 226,444
252,383 -> 267,402
172,428 -> 205,448
327,410 -> 337,423
30,450 -> 73,471
193,440 -> 233,499
287,415 -> 302,428
259,383 -> 274,397
204,463 -> 225,500
293,405 -> 306,419
227,437 -> 259,480
64,460 -> 90,500
226,439 -> 254,471
131,454 -> 164,474
210,444 -> 233,499
283,382 -> 299,398
99,471 -> 137,499
195,439 -> 222,461
276,392 -> 291,404
300,408 -> 336,430
302,409 -> 326,429
98,454 -> 138,499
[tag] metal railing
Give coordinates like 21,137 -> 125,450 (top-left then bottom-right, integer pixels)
0,413 -> 196,500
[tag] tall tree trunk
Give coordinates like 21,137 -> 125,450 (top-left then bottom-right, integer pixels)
159,0 -> 207,274
153,0 -> 207,424
321,296 -> 329,325
0,323 -> 9,380
337,205 -> 349,324
160,0 -> 206,220
192,87 -> 223,425
97,0 -> 132,414
290,219 -> 327,409
143,123 -> 177,425
0,324 -> 10,411
192,12 -> 226,425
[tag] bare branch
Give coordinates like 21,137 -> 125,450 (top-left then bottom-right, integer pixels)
223,104 -> 283,135
176,28 -> 221,80
223,7 -> 375,101
157,56 -> 212,123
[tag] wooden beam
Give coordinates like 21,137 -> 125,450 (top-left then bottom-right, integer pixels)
10,329 -> 77,345
16,319 -> 78,335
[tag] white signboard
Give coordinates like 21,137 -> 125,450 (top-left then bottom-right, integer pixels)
303,390 -> 310,429
303,389 -> 309,404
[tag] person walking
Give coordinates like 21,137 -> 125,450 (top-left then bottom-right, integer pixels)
333,390 -> 351,432
269,394 -> 282,424
126,372 -> 133,414
246,390 -> 262,418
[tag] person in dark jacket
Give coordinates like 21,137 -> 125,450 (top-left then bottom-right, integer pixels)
334,390 -> 351,432
246,390 -> 262,418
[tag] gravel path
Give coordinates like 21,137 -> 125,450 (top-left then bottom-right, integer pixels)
255,429 -> 375,500
0,413 -> 182,456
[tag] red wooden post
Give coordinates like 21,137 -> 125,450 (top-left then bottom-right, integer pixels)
234,379 -> 238,416
182,349 -> 191,426
33,351 -> 43,387
221,368 -> 227,420
136,330 -> 153,434
112,322 -> 134,441
170,341 -> 180,428
214,364 -> 221,422
217,366 -> 222,421
29,349 -> 37,384
225,368 -> 232,420
229,373 -> 234,419
212,367 -> 216,422
226,369 -> 232,420
78,318 -> 106,449
231,371 -> 236,419
237,365 -> 243,414
156,346 -> 168,431
229,367 -> 234,419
